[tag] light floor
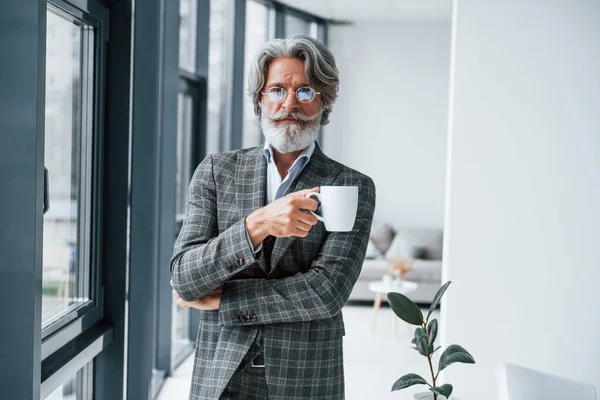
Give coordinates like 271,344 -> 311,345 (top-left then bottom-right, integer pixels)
157,304 -> 441,400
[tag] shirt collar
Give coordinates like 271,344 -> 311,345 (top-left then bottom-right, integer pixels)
263,141 -> 316,168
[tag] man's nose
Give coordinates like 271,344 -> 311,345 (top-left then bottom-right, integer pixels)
282,91 -> 299,112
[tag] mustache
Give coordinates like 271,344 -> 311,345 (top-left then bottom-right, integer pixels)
263,110 -> 319,123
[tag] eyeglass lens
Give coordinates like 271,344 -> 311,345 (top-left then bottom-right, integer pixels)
267,87 -> 315,103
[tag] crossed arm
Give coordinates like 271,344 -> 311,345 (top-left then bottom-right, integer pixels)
170,155 -> 376,326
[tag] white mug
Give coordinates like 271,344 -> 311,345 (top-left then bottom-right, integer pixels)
305,186 -> 359,232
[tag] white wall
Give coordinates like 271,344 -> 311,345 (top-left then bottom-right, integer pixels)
324,22 -> 451,228
442,0 -> 600,398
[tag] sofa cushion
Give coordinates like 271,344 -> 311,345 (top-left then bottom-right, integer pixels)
403,260 -> 442,284
369,224 -> 396,254
364,239 -> 383,260
385,228 -> 443,261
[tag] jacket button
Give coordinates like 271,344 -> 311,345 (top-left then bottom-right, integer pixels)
250,315 -> 256,320
233,316 -> 240,322
239,258 -> 244,265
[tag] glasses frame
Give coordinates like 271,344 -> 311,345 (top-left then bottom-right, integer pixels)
261,86 -> 321,104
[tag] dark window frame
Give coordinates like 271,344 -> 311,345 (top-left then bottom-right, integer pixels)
41,0 -> 108,350
38,0 -> 114,397
152,2 -> 210,391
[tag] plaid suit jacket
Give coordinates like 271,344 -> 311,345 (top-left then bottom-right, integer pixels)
170,143 -> 376,399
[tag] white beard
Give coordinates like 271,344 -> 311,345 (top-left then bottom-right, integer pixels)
260,108 -> 322,153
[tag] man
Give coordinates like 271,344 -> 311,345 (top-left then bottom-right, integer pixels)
170,35 -> 376,399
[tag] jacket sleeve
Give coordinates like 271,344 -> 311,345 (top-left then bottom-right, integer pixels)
170,154 -> 263,302
218,176 -> 376,326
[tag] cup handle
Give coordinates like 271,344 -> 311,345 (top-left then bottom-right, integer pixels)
305,192 -> 325,222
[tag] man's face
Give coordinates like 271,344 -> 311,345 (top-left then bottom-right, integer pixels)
260,57 -> 323,153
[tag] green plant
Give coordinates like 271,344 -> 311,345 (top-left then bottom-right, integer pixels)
388,281 -> 475,400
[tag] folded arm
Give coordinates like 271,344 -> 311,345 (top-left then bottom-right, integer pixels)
170,155 -> 262,302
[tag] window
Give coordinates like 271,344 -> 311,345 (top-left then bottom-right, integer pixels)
171,290 -> 192,363
45,375 -> 78,400
242,0 -> 272,149
168,0 -> 210,370
172,79 -> 205,366
172,92 -> 194,363
43,3 -> 97,332
206,0 -> 235,154
175,93 -> 194,218
43,364 -> 93,400
285,13 -> 312,38
179,0 -> 198,72
38,1 -> 108,398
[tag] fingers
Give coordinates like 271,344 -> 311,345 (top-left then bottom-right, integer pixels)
176,298 -> 189,308
290,196 -> 320,212
295,220 -> 313,232
297,209 -> 319,225
289,187 -> 320,197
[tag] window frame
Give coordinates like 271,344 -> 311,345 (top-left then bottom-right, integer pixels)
175,72 -> 207,229
40,0 -> 108,348
170,73 -> 207,371
153,0 -> 210,390
37,1 -> 113,397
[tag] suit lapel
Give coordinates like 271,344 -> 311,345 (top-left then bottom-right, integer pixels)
269,144 -> 339,274
236,146 -> 268,274
235,145 -> 267,214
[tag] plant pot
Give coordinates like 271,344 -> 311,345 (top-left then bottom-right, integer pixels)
413,392 -> 460,400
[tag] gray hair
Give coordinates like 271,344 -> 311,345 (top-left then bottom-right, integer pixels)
247,35 -> 340,125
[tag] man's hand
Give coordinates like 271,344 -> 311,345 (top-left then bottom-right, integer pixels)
170,280 -> 222,310
245,187 -> 320,248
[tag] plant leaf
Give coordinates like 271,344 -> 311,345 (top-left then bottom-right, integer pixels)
391,373 -> 429,392
439,344 -> 476,372
430,384 -> 453,398
427,281 -> 451,321
414,327 -> 429,356
431,346 -> 442,355
388,292 -> 423,325
411,346 -> 427,356
427,319 -> 438,347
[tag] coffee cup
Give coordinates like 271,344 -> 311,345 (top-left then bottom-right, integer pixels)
305,186 -> 358,232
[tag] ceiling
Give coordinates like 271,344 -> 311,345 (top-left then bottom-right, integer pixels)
276,0 -> 453,23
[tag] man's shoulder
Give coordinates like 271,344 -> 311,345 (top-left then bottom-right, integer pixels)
320,152 -> 374,188
209,146 -> 260,164
201,146 -> 262,175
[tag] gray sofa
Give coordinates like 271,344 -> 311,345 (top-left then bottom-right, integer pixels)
348,225 -> 444,305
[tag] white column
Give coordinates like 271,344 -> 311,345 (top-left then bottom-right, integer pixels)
441,0 -> 600,398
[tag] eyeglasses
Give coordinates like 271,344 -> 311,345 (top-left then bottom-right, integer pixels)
261,86 -> 321,104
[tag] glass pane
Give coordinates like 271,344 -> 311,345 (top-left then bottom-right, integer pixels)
242,0 -> 270,149
206,0 -> 234,153
176,93 -> 193,217
285,14 -> 311,38
44,364 -> 90,400
43,8 -> 93,326
310,22 -> 319,40
179,0 -> 198,72
171,297 -> 191,360
44,375 -> 77,400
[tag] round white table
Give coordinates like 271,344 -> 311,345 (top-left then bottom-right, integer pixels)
368,278 -> 419,333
